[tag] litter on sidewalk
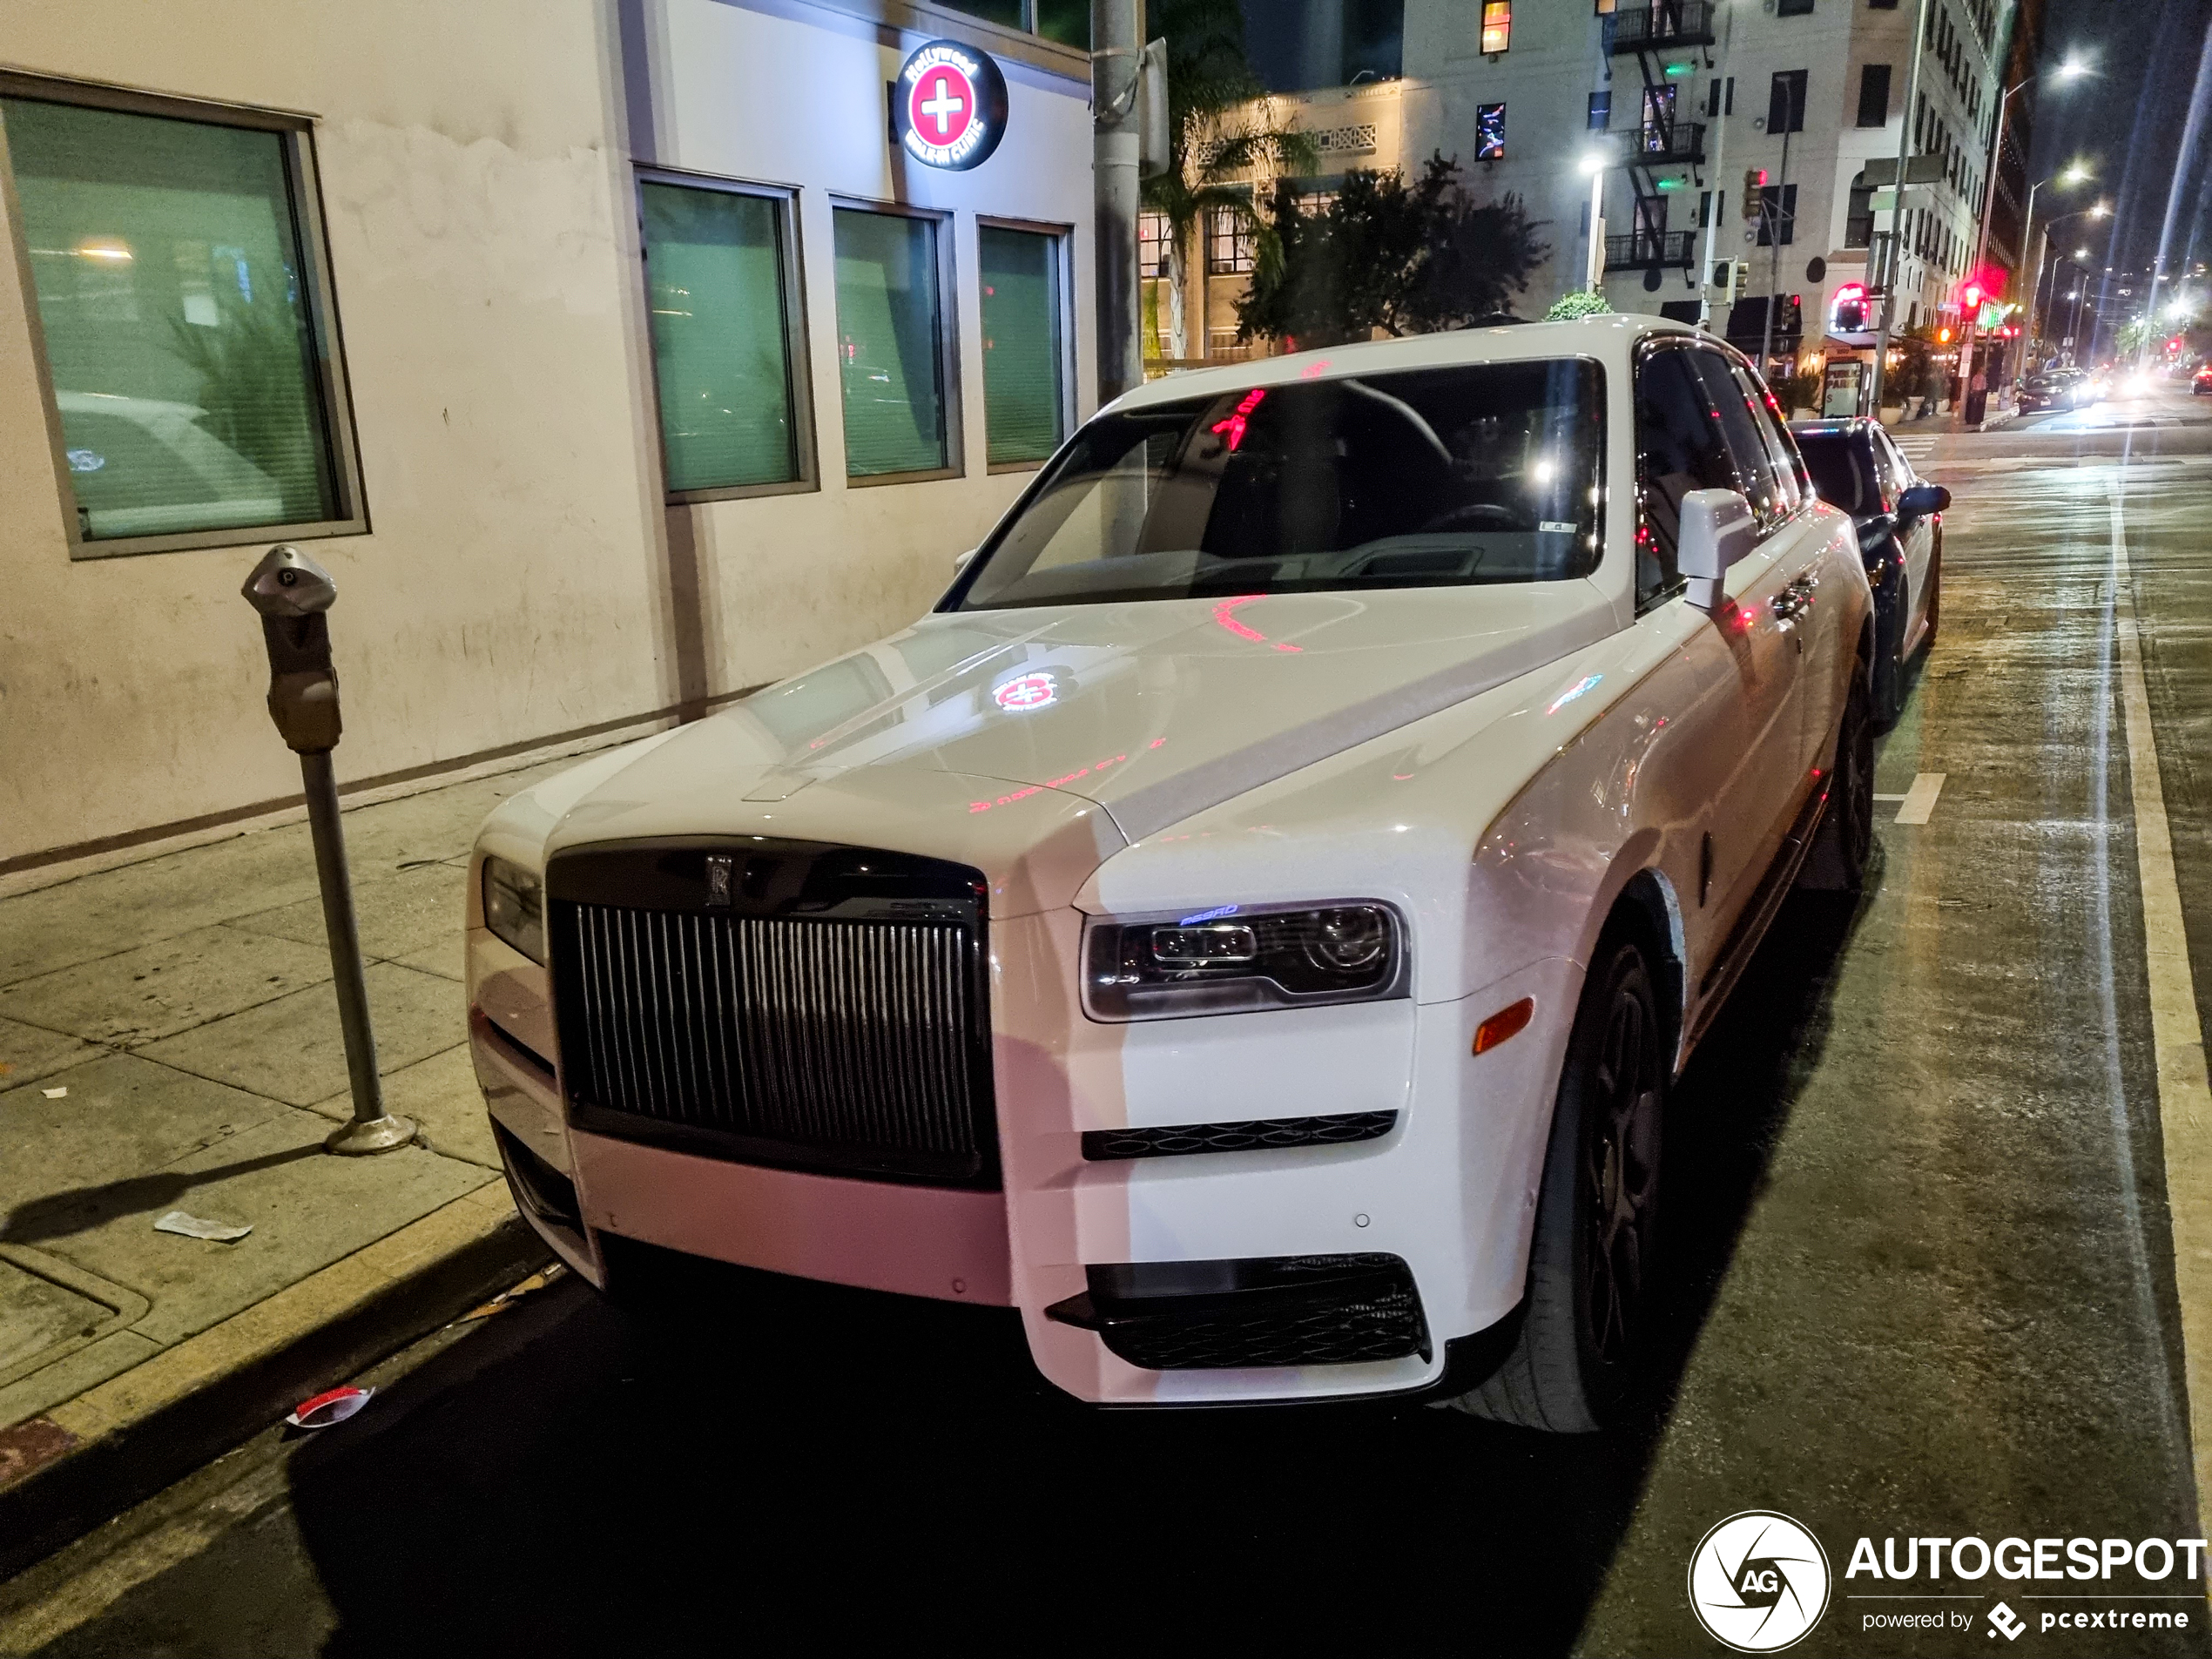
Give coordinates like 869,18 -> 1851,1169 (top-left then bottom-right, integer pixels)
153,1211 -> 254,1243
41,1087 -> 65,1099
286,1385 -> 373,1429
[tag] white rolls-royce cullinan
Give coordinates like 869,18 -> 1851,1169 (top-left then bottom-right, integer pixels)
467,314 -> 1877,1431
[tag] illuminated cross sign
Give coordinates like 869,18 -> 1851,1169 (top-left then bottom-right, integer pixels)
892,40 -> 1008,171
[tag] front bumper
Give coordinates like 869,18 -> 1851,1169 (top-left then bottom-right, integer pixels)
469,916 -> 1577,1406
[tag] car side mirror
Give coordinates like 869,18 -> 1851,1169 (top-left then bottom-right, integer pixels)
1897,483 -> 1950,520
1677,488 -> 1758,612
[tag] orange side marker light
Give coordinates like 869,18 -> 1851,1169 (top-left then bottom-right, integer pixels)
1474,996 -> 1536,1055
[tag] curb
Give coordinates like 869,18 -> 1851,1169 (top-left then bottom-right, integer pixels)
0,1184 -> 549,1582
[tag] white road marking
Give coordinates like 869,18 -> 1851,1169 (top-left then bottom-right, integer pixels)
2110,482 -> 2212,1539
1892,772 -> 1946,824
1872,792 -> 1909,802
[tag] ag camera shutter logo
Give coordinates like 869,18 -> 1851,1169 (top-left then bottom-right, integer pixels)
1688,1511 -> 1832,1652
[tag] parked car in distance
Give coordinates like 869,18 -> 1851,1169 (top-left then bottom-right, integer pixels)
1790,417 -> 1948,726
2192,364 -> 2212,396
467,317 -> 1876,1433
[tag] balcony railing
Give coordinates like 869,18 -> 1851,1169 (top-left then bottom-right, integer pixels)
1608,0 -> 1717,52
1605,230 -> 1700,271
1615,119 -> 1708,166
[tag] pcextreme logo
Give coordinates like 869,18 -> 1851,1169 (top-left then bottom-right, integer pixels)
1688,1511 -> 1833,1652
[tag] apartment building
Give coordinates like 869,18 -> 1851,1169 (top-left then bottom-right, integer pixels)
1175,0 -> 2035,397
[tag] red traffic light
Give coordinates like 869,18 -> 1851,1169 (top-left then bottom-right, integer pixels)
1962,284 -> 1981,307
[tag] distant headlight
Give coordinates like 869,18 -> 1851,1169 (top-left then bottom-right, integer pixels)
482,855 -> 546,964
1082,901 -> 1406,1022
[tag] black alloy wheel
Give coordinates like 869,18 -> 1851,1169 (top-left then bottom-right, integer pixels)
1578,954 -> 1664,1373
1453,929 -> 1666,1432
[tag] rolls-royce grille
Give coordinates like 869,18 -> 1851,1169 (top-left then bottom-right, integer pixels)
548,840 -> 995,1186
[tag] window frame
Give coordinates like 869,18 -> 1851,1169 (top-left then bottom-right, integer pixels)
0,70 -> 368,561
974,213 -> 1075,475
828,195 -> 964,489
1480,0 -> 1513,54
634,165 -> 818,505
1205,201 -> 1257,275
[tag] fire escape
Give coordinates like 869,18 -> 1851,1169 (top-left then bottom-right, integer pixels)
1603,0 -> 1716,280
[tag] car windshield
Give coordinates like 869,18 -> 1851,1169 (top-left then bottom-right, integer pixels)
954,359 -> 1603,610
1792,429 -> 1881,516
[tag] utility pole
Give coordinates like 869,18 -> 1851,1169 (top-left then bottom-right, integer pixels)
1092,0 -> 1143,406
1759,79 -> 1797,379
1869,0 -> 1936,414
1696,0 -> 1736,332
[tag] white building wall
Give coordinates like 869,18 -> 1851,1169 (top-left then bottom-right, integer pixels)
0,0 -> 1093,867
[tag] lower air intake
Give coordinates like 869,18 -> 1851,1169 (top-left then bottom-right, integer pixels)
1046,1253 -> 1430,1370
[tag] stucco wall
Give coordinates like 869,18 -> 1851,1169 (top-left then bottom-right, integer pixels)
0,0 -> 1095,867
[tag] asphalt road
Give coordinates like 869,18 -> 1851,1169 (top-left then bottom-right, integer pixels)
5,383 -> 2212,1658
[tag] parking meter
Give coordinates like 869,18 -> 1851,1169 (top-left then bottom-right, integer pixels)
242,544 -> 343,753
241,546 -> 415,1156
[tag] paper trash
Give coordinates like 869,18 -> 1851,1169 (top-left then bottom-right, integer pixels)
42,1087 -> 66,1099
154,1210 -> 254,1243
287,1385 -> 374,1429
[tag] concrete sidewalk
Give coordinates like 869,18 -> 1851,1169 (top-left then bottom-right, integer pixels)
0,756 -> 576,1568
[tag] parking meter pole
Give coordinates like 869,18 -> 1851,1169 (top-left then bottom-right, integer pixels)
241,545 -> 415,1157
300,748 -> 412,1153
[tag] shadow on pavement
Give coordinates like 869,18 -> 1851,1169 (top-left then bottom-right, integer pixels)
1,1146 -> 323,1244
22,880 -> 1871,1658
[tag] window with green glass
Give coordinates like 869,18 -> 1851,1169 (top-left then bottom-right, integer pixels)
979,226 -> 1065,466
833,208 -> 952,478
1,93 -> 352,548
640,179 -> 804,494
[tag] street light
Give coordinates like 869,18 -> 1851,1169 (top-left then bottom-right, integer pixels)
1580,150 -> 1610,292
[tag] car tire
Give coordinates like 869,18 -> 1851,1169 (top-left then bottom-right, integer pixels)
1871,601 -> 1905,730
1450,924 -> 1665,1433
1920,542 -> 1942,652
1797,669 -> 1874,894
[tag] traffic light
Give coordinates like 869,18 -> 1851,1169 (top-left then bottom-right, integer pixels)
1962,282 -> 1982,309
1743,169 -> 1767,219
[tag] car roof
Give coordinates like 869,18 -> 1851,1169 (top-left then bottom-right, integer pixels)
1104,313 -> 1710,415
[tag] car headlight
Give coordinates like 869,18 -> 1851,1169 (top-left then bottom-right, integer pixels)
1082,901 -> 1406,1022
482,855 -> 546,964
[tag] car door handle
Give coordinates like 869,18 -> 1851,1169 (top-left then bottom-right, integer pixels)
1771,573 -> 1817,623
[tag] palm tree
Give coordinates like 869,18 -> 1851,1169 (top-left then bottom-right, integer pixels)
1142,0 -> 1314,363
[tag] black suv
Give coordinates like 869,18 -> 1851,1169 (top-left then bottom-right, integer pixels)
1789,418 -> 1949,726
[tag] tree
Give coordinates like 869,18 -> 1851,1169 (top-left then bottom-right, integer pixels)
1141,0 -> 1313,361
1234,154 -> 1549,347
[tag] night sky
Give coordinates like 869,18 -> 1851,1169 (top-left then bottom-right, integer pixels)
2031,0 -> 2212,281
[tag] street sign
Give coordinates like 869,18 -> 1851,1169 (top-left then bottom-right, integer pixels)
890,40 -> 1008,171
1862,155 -> 1946,186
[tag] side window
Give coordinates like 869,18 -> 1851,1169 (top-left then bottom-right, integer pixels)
1688,352 -> 1783,527
1632,347 -> 1737,608
1730,361 -> 1805,516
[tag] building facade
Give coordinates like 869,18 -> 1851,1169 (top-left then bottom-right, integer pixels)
1172,0 -> 2034,401
0,0 -> 1095,870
